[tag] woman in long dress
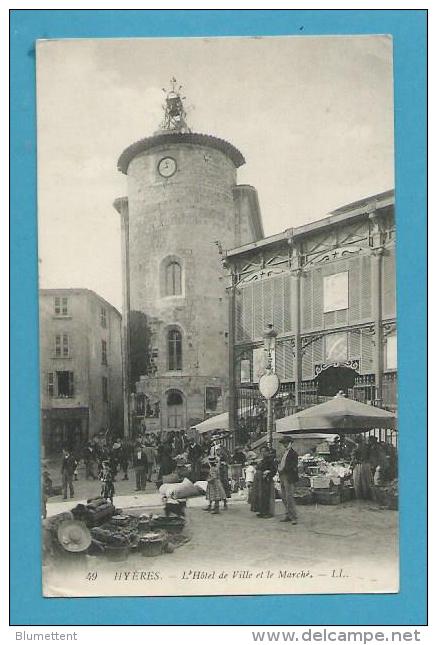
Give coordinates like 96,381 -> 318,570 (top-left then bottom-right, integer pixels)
351,437 -> 375,500
251,446 -> 277,518
204,457 -> 227,514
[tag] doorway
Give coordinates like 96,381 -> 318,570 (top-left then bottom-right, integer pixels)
315,366 -> 357,397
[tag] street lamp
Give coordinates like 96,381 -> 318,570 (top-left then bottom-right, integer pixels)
259,324 -> 280,447
263,323 -> 278,371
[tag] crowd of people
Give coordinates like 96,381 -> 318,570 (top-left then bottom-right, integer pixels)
42,428 -> 397,522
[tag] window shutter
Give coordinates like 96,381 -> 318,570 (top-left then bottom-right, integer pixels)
262,279 -> 273,331
235,293 -> 243,341
361,331 -> 374,373
47,372 -> 54,396
313,337 -> 323,365
284,341 -> 294,381
253,282 -> 263,339
275,342 -> 285,380
312,269 -> 323,328
360,255 -> 372,319
302,342 -> 313,380
302,272 -> 313,332
382,250 -> 396,318
272,276 -> 284,334
283,274 -> 292,332
348,258 -> 360,323
242,285 -> 253,341
349,330 -> 361,359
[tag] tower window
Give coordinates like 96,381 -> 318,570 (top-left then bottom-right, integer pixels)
168,329 -> 182,371
165,261 -> 182,296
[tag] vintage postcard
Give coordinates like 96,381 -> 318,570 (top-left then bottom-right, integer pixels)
37,35 -> 398,598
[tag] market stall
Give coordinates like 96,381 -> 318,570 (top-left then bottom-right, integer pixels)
275,391 -> 396,434
275,392 -> 397,508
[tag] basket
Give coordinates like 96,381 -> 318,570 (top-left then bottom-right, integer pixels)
313,490 -> 341,505
138,530 -> 168,557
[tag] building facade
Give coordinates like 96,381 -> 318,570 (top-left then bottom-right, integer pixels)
39,289 -> 123,455
224,191 -> 396,443
114,81 -> 263,434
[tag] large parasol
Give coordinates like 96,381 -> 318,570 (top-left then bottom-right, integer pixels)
275,392 -> 396,435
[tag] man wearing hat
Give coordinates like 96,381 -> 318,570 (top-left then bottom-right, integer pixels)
278,437 -> 299,524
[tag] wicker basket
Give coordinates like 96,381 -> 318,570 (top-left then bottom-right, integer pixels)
139,530 -> 168,557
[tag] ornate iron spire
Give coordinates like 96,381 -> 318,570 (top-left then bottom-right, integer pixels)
159,77 -> 191,133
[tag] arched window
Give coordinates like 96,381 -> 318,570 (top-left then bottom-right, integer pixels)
167,389 -> 184,429
168,329 -> 182,371
165,261 -> 182,296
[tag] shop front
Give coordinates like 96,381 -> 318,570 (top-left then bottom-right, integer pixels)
41,407 -> 89,457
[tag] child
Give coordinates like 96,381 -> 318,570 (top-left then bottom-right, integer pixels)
244,460 -> 256,504
100,460 -> 115,504
204,457 -> 226,514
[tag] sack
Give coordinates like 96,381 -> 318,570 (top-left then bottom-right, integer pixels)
194,480 -> 208,493
159,478 -> 201,499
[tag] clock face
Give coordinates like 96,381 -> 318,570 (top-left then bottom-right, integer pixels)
158,157 -> 177,178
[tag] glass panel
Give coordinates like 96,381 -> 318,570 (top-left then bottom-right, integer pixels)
386,334 -> 397,370
323,271 -> 349,312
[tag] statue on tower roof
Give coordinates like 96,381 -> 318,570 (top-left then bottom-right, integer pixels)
159,77 -> 191,133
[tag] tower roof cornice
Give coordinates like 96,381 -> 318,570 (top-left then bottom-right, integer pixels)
117,131 -> 245,174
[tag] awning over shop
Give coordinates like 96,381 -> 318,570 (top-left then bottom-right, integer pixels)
275,392 -> 397,434
251,432 -> 338,449
191,406 -> 256,435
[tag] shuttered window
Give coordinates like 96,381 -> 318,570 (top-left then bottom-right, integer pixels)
382,250 -> 396,318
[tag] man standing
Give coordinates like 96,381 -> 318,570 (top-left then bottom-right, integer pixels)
143,441 -> 156,482
132,441 -> 148,491
61,448 -> 76,500
277,437 -> 299,524
187,438 -> 202,482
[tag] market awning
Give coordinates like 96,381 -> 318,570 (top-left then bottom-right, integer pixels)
191,406 -> 257,435
251,431 -> 339,449
275,392 -> 397,434
192,412 -> 231,435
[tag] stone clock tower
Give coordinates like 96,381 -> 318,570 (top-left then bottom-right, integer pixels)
114,79 -> 264,435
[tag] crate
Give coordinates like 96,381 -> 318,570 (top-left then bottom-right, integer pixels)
294,491 -> 314,505
313,490 -> 341,505
340,487 -> 354,502
310,476 -> 332,489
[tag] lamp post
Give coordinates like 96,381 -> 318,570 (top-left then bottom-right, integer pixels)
259,324 -> 280,447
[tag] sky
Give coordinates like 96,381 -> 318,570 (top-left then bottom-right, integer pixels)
36,35 -> 394,311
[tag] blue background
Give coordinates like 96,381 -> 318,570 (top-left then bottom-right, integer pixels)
10,9 -> 427,626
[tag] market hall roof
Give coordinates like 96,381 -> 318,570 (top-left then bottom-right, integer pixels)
117,131 -> 246,174
225,189 -> 395,259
